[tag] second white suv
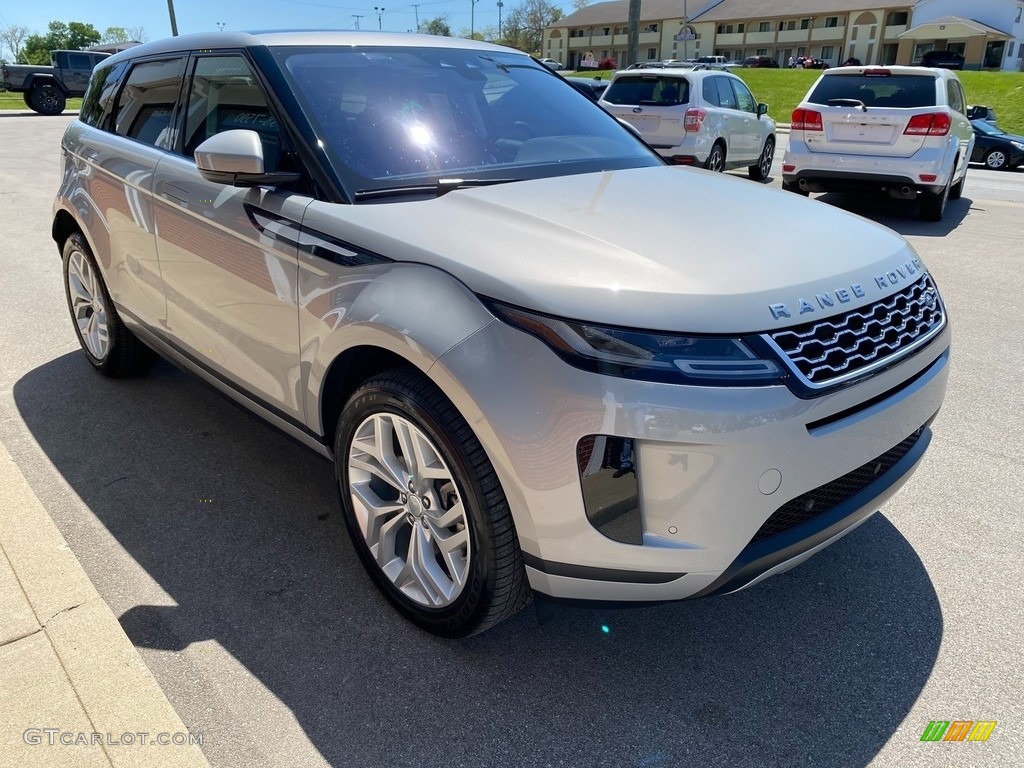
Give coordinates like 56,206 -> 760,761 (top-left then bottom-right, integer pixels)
782,65 -> 974,221
599,69 -> 777,179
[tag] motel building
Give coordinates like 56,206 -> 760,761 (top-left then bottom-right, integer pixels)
542,0 -> 1024,70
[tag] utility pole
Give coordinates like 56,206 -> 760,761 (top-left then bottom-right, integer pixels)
352,14 -> 363,29
167,0 -> 179,36
470,0 -> 479,39
497,0 -> 503,40
626,0 -> 639,66
413,4 -> 420,32
374,6 -> 385,30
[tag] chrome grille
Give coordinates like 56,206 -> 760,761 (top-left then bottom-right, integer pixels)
765,274 -> 944,388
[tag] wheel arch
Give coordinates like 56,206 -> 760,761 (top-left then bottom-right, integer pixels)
28,74 -> 66,94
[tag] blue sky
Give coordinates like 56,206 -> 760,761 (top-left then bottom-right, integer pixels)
0,0 -> 565,43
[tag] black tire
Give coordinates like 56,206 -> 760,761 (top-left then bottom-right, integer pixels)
919,177 -> 950,222
983,149 -> 1008,170
747,136 -> 775,181
29,82 -> 67,116
22,92 -> 33,109
335,368 -> 530,637
950,170 -> 965,200
782,180 -> 809,196
62,232 -> 158,377
704,142 -> 726,173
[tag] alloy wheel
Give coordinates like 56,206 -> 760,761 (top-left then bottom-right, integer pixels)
66,249 -> 110,360
985,150 -> 1007,170
347,412 -> 471,608
759,141 -> 774,177
706,145 -> 725,172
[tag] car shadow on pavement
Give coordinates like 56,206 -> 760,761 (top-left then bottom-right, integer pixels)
812,192 -> 971,237
14,353 -> 942,768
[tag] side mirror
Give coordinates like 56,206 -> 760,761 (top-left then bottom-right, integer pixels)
757,102 -> 769,118
194,129 -> 299,187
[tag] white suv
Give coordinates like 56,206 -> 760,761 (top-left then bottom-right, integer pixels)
600,69 -> 777,179
782,65 -> 974,221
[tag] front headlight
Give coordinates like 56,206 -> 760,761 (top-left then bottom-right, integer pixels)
1011,141 -> 1024,151
488,301 -> 784,385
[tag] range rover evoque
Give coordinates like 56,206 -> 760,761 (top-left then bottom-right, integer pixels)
53,31 -> 950,637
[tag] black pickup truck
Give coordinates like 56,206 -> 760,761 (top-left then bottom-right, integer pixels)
1,50 -> 109,115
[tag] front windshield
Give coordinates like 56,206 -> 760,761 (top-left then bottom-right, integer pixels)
271,46 -> 659,195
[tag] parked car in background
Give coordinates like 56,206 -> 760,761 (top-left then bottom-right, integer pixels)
917,49 -> 964,70
782,65 -> 974,221
969,119 -> 1024,169
54,31 -> 950,639
538,57 -> 563,70
600,68 -> 776,178
626,61 -> 664,69
563,75 -> 609,101
742,55 -> 779,68
0,50 -> 108,114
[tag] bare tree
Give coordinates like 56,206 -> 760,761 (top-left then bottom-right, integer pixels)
572,0 -> 589,10
0,24 -> 29,62
127,26 -> 149,43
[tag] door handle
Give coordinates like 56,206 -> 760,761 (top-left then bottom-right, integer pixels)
163,183 -> 189,205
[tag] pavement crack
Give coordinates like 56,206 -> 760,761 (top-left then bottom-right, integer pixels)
41,601 -> 87,628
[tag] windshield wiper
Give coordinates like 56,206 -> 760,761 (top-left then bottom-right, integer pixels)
354,178 -> 520,202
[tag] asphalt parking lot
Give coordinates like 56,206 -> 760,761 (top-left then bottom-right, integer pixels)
1,114 -> 1022,768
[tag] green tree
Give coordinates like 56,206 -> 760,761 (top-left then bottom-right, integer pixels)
423,17 -> 452,36
20,21 -> 101,64
101,27 -> 132,44
503,0 -> 562,54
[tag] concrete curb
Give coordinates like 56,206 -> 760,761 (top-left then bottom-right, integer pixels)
0,440 -> 210,768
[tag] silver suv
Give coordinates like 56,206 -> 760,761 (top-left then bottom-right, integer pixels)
600,68 -> 777,178
782,65 -> 974,221
54,32 -> 950,636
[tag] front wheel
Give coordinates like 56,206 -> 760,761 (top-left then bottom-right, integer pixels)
336,368 -> 530,637
748,136 -> 775,181
29,82 -> 66,115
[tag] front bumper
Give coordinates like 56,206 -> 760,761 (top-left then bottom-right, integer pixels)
430,316 -> 950,602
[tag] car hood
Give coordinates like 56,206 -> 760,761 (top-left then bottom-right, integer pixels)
311,166 -> 927,333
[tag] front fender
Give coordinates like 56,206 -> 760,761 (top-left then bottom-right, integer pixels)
299,260 -> 495,434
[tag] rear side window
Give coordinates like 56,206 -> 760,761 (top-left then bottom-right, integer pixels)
807,74 -> 938,108
80,60 -> 128,129
603,76 -> 689,106
183,55 -> 282,170
945,79 -> 965,113
114,58 -> 186,149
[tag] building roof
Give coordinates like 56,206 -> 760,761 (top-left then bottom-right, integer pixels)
691,0 -> 910,22
550,0 -> 702,28
897,15 -> 1012,39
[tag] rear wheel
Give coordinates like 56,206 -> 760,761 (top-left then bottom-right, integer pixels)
28,82 -> 67,116
62,232 -> 158,377
950,170 -> 965,200
704,142 -> 726,173
782,180 -> 809,197
919,177 -> 950,222
336,368 -> 530,637
984,149 -> 1008,170
747,136 -> 775,181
